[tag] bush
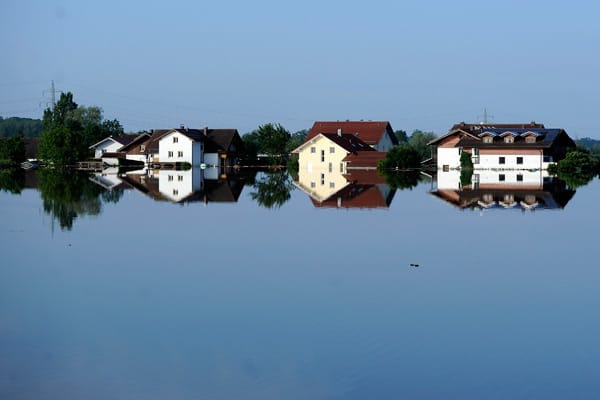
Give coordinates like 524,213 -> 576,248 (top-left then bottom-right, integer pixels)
378,143 -> 420,171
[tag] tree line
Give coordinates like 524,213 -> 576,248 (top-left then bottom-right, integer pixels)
0,116 -> 43,138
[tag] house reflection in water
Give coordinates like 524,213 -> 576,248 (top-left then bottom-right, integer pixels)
431,169 -> 575,211
91,167 -> 244,205
294,168 -> 395,209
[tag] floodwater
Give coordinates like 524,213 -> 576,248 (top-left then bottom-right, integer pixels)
1,168 -> 600,399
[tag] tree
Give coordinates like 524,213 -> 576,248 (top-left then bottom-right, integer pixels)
251,123 -> 291,164
408,130 -> 437,161
0,135 -> 26,164
250,170 -> 295,209
550,149 -> 599,189
285,129 -> 308,154
394,130 -> 408,143
38,92 -> 124,164
378,143 -> 421,171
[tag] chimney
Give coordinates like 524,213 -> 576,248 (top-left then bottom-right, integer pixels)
203,126 -> 208,136
180,124 -> 185,130
337,128 -> 342,137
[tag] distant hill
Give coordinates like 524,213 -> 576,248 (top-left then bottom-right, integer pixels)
0,116 -> 43,138
577,137 -> 600,155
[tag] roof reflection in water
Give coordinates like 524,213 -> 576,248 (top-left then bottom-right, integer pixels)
91,167 -> 244,205
294,168 -> 395,209
430,169 -> 575,211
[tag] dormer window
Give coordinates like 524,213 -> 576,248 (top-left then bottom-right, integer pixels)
525,136 -> 536,143
504,136 -> 514,143
483,136 -> 493,143
141,145 -> 146,151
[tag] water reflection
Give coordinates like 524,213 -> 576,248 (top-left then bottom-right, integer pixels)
249,170 -> 295,209
98,167 -> 246,205
294,166 -> 396,209
37,168 -> 124,230
430,169 -> 576,211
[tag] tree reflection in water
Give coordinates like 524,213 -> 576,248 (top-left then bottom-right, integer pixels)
0,168 -> 25,194
37,168 -> 124,230
250,169 -> 295,209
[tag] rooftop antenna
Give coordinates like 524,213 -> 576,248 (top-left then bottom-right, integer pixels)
477,108 -> 494,124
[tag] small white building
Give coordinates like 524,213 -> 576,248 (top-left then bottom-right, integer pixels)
89,135 -> 138,159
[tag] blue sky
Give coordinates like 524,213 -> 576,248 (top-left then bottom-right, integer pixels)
1,0 -> 599,137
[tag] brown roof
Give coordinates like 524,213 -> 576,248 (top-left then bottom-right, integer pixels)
113,134 -> 139,146
312,184 -> 394,209
343,151 -> 387,168
450,122 -> 545,133
204,129 -> 242,153
306,121 -> 397,146
343,169 -> 388,185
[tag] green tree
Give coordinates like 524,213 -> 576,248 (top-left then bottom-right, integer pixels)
250,170 -> 295,209
253,123 -> 291,164
394,130 -> 408,143
0,135 -> 26,164
285,129 -> 308,154
378,143 -> 421,171
38,92 -> 124,164
0,117 -> 43,138
551,149 -> 599,188
408,130 -> 437,161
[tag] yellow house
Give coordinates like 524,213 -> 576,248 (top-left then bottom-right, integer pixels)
291,131 -> 376,201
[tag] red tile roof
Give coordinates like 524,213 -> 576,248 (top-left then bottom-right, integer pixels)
311,184 -> 392,209
342,151 -> 387,168
307,121 -> 396,146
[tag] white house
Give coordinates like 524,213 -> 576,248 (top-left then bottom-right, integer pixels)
89,135 -> 138,159
428,122 -> 576,171
157,128 -> 204,166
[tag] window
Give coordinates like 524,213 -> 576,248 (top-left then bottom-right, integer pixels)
443,165 -> 449,171
321,150 -> 325,162
517,174 -> 523,182
173,189 -> 178,195
499,174 -> 505,181
173,137 -> 178,143
141,145 -> 146,151
483,136 -> 493,143
517,157 -> 523,164
330,147 -> 335,154
328,162 -> 332,172
168,175 -> 173,181
178,151 -> 183,157
330,182 -> 335,188
310,181 -> 316,188
168,151 -> 174,158
310,146 -> 316,153
340,163 -> 344,173
504,136 -> 514,143
499,157 -> 505,164
321,173 -> 325,185
526,136 -> 536,143
472,148 -> 480,164
178,175 -> 184,181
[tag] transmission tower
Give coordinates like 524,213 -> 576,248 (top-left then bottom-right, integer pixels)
42,80 -> 62,108
477,108 -> 495,124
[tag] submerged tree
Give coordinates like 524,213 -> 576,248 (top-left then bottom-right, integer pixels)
250,170 -> 295,209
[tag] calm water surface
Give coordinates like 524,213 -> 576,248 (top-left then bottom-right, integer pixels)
1,169 -> 599,399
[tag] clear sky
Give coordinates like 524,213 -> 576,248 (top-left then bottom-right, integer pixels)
1,0 -> 599,138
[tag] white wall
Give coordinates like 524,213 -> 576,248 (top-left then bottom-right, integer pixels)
158,168 -> 203,202
204,153 -> 219,167
478,154 -> 542,170
436,169 -> 462,190
437,147 -> 461,169
159,132 -> 202,165
93,139 -> 122,159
